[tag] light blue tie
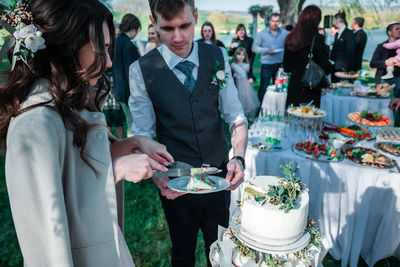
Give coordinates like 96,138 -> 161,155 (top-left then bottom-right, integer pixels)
175,61 -> 196,93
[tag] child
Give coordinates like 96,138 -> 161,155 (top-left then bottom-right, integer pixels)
231,48 -> 260,118
382,40 -> 400,79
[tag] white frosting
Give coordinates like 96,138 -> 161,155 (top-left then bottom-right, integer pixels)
240,176 -> 309,246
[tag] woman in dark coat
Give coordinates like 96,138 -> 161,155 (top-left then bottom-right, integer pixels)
283,5 -> 332,108
197,21 -> 225,48
229,24 -> 255,81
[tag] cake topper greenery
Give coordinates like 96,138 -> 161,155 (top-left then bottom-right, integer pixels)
253,162 -> 305,213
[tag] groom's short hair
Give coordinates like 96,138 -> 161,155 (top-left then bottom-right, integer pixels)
149,0 -> 195,21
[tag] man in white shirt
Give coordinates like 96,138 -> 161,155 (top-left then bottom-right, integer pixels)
128,0 -> 248,266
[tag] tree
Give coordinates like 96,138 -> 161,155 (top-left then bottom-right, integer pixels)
277,0 -> 307,26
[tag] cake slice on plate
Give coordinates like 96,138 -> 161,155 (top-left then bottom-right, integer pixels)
186,173 -> 216,191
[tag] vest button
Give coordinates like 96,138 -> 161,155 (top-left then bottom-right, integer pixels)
193,99 -> 199,104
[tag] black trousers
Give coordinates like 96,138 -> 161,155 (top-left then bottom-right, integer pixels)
160,190 -> 230,267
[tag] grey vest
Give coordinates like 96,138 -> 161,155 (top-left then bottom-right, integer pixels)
139,42 -> 229,169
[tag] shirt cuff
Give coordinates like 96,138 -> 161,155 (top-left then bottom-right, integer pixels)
229,114 -> 248,130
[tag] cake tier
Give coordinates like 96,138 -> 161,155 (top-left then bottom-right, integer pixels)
240,176 -> 309,246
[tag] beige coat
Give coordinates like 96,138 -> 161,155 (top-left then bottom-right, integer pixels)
5,79 -> 134,267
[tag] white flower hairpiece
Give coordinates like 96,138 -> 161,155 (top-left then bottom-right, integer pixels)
0,3 -> 45,70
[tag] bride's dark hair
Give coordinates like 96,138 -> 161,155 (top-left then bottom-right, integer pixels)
0,0 -> 115,156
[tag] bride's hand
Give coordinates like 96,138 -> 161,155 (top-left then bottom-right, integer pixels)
112,153 -> 168,184
134,136 -> 174,166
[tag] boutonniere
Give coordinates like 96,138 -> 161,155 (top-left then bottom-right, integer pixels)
211,60 -> 227,90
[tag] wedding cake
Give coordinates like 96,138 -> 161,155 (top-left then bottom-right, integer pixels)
209,163 -> 323,267
240,176 -> 309,246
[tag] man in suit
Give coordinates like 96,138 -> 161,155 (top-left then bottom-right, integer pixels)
351,17 -> 367,72
330,12 -> 356,81
128,0 -> 248,266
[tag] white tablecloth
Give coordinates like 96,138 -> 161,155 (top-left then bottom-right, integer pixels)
320,93 -> 394,125
231,142 -> 400,267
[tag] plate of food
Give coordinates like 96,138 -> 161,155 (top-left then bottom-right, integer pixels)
335,81 -> 354,88
248,136 -> 283,151
376,128 -> 400,143
341,147 -> 395,169
293,141 -> 343,162
287,105 -> 327,118
350,88 -> 391,98
323,123 -> 375,140
376,142 -> 400,156
167,174 -> 230,194
347,110 -> 391,126
335,71 -> 360,80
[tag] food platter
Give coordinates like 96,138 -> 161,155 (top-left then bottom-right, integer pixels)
341,147 -> 395,169
347,111 -> 391,127
376,128 -> 400,144
376,142 -> 400,156
323,124 -> 375,140
293,142 -> 343,162
287,106 -> 327,118
335,71 -> 359,80
248,137 -> 284,152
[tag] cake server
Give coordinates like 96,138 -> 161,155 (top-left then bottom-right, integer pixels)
153,161 -> 221,178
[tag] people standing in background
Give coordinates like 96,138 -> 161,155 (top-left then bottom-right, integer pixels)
252,13 -> 288,102
231,48 -> 260,119
283,5 -> 332,108
352,17 -> 367,72
197,21 -> 225,48
285,25 -> 294,33
370,23 -> 400,96
229,24 -> 256,83
318,27 -> 326,39
113,14 -> 141,137
330,12 -> 356,81
145,24 -> 162,54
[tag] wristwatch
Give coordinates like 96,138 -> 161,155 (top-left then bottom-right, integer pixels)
231,156 -> 245,170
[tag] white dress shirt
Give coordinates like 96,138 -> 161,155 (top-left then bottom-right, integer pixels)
337,25 -> 346,39
128,41 -> 247,138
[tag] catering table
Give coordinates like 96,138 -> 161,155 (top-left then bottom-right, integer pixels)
230,141 -> 400,267
260,90 -> 287,116
320,93 -> 394,125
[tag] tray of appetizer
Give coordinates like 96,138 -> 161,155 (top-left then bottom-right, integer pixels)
335,71 -> 360,80
287,104 -> 327,118
293,140 -> 343,162
248,137 -> 284,151
347,110 -> 391,126
376,128 -> 400,143
323,123 -> 375,140
341,147 -> 395,169
376,142 -> 400,156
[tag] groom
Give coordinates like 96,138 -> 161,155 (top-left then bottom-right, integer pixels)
128,0 -> 248,266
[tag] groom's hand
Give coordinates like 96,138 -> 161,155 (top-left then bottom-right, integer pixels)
152,176 -> 186,200
225,159 -> 244,191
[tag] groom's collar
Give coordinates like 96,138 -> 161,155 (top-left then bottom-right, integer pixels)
157,41 -> 199,70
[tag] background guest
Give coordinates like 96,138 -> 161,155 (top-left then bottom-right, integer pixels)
352,17 -> 368,72
283,5 -> 332,108
285,25 -> 294,33
197,21 -> 225,48
318,27 -> 326,40
252,13 -> 288,102
113,14 -> 141,137
231,48 -> 260,119
145,24 -> 162,54
330,11 -> 356,81
229,24 -> 255,82
370,23 -> 400,86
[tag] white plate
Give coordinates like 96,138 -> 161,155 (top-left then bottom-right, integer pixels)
287,107 -> 327,118
167,175 -> 230,194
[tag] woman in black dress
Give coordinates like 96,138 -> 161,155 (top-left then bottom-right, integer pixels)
229,24 -> 255,81
283,5 -> 332,108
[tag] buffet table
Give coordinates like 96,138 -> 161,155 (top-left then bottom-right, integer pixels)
230,141 -> 400,267
320,93 -> 394,125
